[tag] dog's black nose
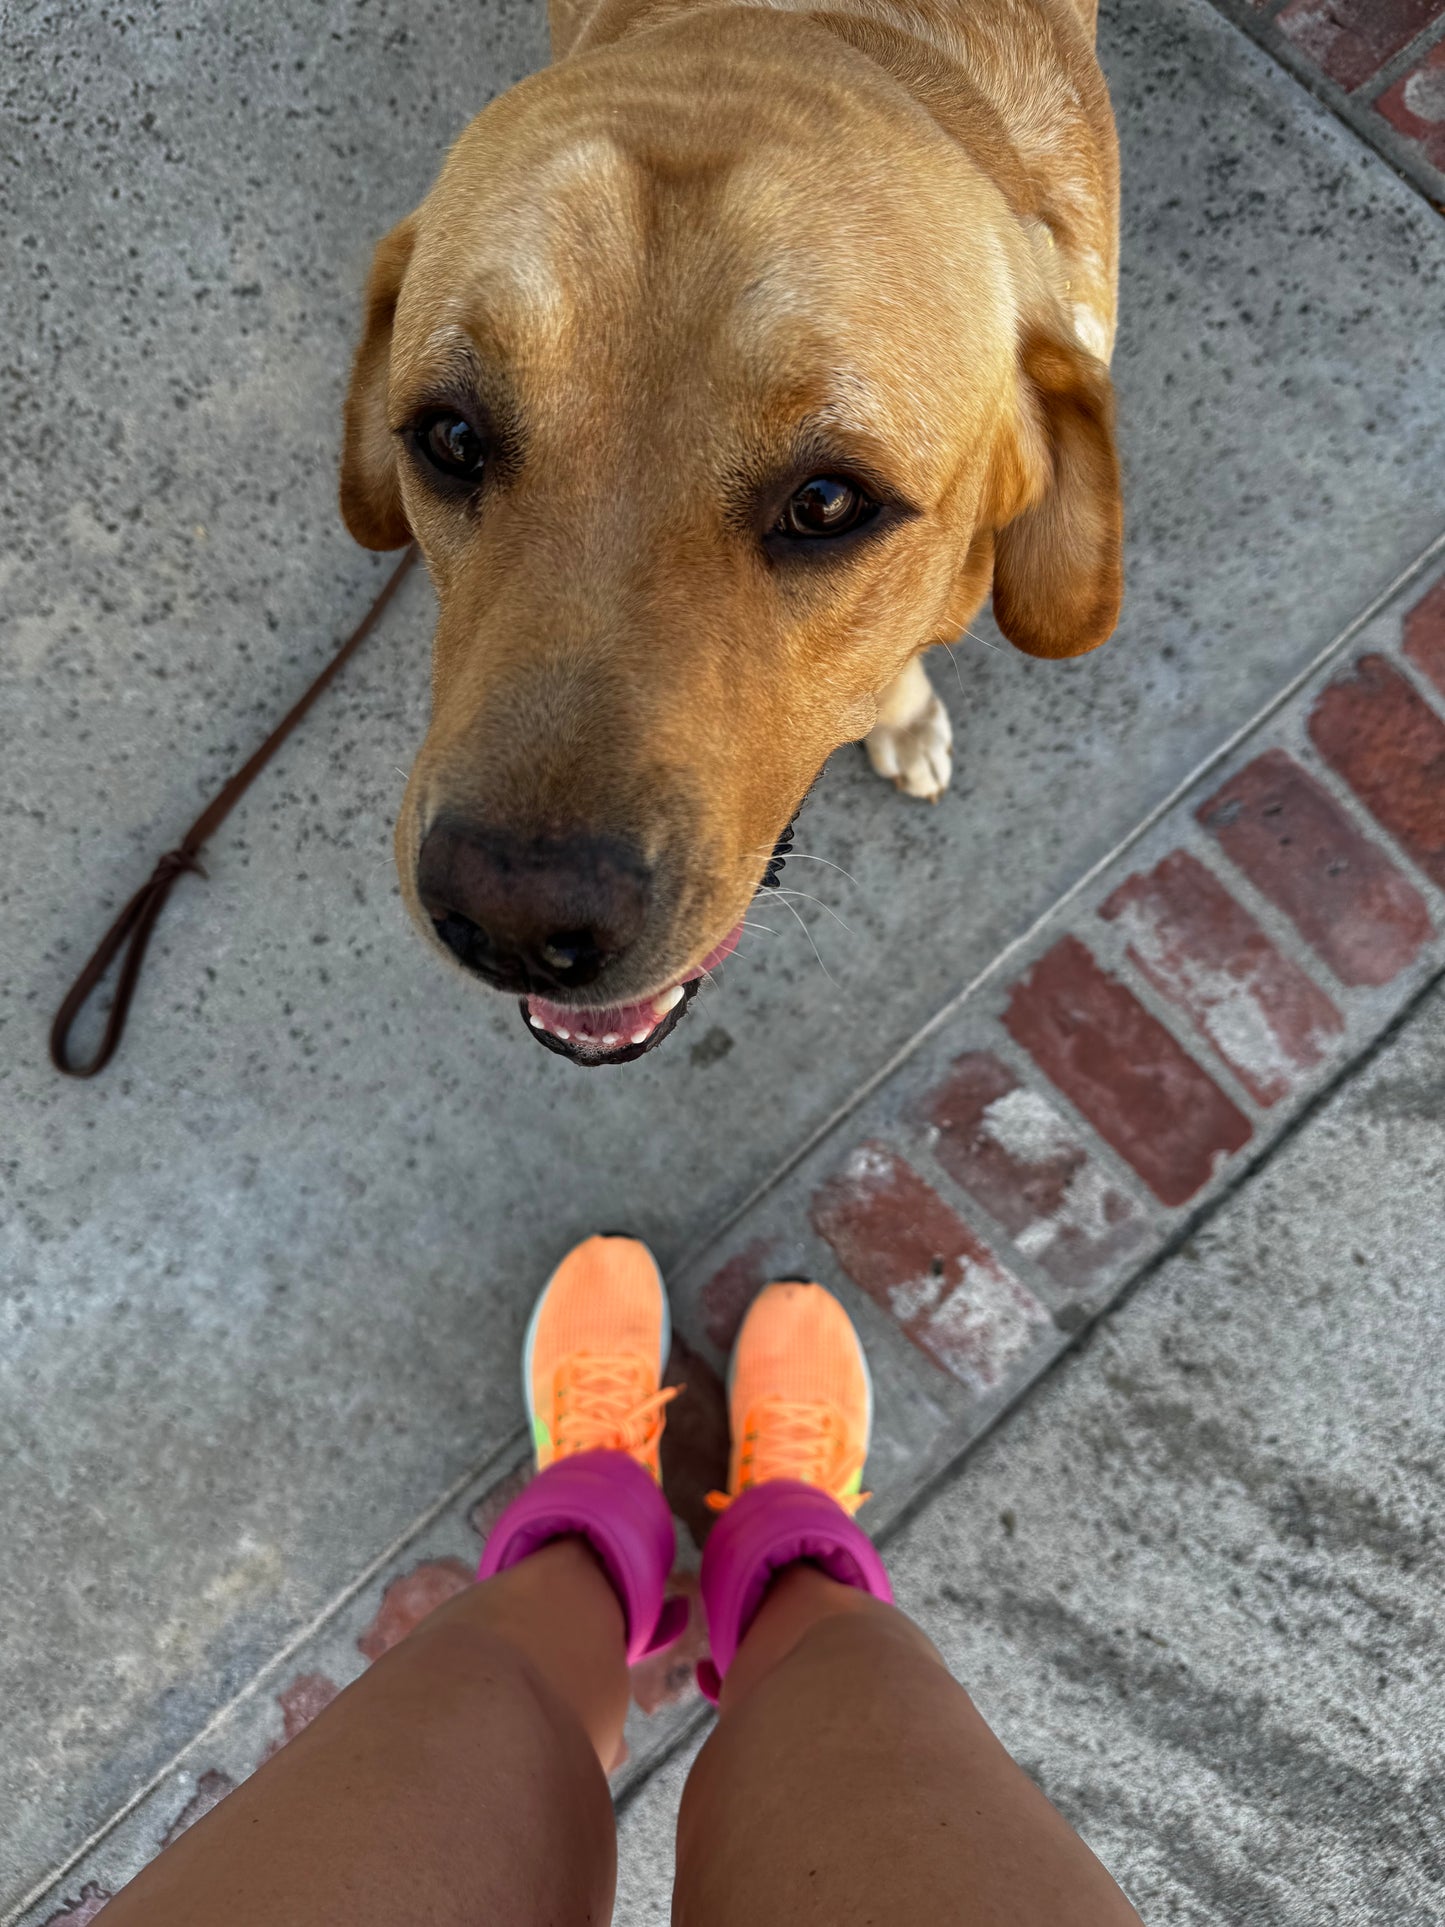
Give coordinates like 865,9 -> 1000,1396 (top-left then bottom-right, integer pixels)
416,818 -> 650,995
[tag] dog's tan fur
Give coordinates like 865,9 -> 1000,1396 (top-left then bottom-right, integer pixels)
342,0 -> 1121,1010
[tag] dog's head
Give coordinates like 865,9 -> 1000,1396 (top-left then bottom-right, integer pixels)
341,11 -> 1122,1064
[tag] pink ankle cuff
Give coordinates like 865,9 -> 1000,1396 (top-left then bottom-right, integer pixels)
477,1450 -> 685,1665
696,1480 -> 893,1702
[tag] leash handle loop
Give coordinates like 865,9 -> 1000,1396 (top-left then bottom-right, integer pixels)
49,545 -> 418,1079
49,849 -> 206,1077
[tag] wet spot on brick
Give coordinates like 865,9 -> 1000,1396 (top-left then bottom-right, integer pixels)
1276,0 -> 1441,90
269,1672 -> 340,1758
467,1468 -> 529,1553
1100,850 -> 1344,1106
812,1142 -> 1048,1391
701,1235 -> 779,1352
1404,574 -> 1445,699
161,1766 -> 236,1845
1198,750 -> 1432,987
41,1885 -> 111,1925
1375,37 -> 1445,171
1309,654 -> 1445,891
921,1051 -> 1150,1287
660,1334 -> 730,1550
1004,937 -> 1252,1207
629,1571 -> 710,1715
357,1559 -> 473,1662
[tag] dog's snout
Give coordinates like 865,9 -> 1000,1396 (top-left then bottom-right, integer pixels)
416,818 -> 651,995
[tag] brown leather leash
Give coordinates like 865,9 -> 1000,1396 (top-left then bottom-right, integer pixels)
50,545 -> 419,1079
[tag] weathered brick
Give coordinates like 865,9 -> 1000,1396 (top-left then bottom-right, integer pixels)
661,1334 -> 729,1549
259,1672 -> 342,1763
700,1235 -> 779,1352
467,1467 -> 529,1548
1375,37 -> 1445,170
1403,574 -> 1445,698
356,1558 -> 472,1661
1277,0 -> 1442,90
811,1142 -> 1047,1391
920,1051 -> 1149,1288
1309,654 -> 1445,890
1100,850 -> 1344,1106
41,1885 -> 112,1926
1003,937 -> 1252,1207
162,1768 -> 236,1847
1197,749 -> 1433,987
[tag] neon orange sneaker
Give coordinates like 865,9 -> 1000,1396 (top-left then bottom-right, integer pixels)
711,1281 -> 873,1517
523,1234 -> 678,1481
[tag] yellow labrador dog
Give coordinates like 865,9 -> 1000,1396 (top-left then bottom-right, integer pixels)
341,0 -> 1121,1065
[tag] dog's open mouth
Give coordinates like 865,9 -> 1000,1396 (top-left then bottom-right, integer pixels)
519,818 -> 796,1067
521,924 -> 745,1066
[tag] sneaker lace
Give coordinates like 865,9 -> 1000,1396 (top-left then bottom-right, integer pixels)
554,1354 -> 678,1459
707,1398 -> 869,1516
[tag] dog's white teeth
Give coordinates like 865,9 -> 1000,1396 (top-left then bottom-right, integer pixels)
630,1028 -> 652,1045
602,1033 -> 620,1046
528,1013 -> 546,1029
653,984 -> 684,1016
553,1027 -> 570,1041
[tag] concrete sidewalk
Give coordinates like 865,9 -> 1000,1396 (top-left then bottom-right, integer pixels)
3,0 -> 1443,1919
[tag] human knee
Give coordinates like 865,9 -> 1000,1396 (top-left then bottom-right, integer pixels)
784,1593 -> 947,1678
369,1613 -> 585,1757
726,1567 -> 943,1708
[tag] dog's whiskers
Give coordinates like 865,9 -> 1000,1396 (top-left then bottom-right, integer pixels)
771,888 -> 854,938
959,625 -> 1004,655
787,850 -> 863,889
772,892 -> 841,989
939,639 -> 969,703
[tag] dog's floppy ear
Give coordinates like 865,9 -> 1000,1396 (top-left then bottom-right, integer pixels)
990,327 -> 1122,660
339,218 -> 416,552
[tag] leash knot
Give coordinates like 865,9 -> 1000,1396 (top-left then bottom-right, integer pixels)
49,545 -> 417,1078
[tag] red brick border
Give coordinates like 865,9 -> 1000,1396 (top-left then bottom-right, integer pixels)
1004,936 -> 1253,1207
1209,0 -> 1445,204
1100,850 -> 1344,1106
1197,750 -> 1434,987
1308,654 -> 1445,889
1276,0 -> 1443,91
812,1142 -> 1048,1390
920,1051 -> 1150,1289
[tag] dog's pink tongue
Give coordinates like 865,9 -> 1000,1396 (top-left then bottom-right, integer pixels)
528,922 -> 746,1050
527,990 -> 676,1048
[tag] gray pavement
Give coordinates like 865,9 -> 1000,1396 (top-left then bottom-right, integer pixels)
3,0 -> 1445,1916
618,979 -> 1445,1925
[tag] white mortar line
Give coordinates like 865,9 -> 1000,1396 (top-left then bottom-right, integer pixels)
675,525 -> 1445,1277
5,1433 -> 530,1927
1392,646 -> 1445,726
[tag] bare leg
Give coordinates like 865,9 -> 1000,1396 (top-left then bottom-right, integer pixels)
674,1564 -> 1142,1926
100,1538 -> 626,1927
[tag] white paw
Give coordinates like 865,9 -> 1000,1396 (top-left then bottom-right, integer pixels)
865,692 -> 954,802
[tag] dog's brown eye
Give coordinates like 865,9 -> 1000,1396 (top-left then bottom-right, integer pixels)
419,413 -> 486,480
778,476 -> 876,538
